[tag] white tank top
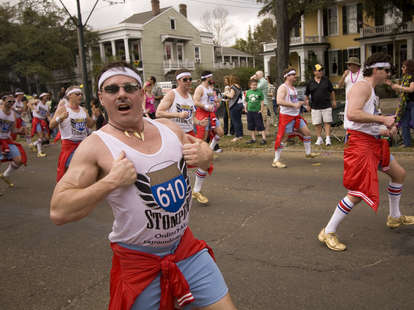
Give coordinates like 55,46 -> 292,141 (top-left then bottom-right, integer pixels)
32,101 -> 49,119
167,89 -> 196,133
13,100 -> 24,118
94,119 -> 192,247
279,84 -> 300,116
0,110 -> 15,139
344,70 -> 364,96
200,85 -> 215,111
59,103 -> 88,141
344,80 -> 383,136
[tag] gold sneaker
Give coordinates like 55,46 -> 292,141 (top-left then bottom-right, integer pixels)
272,160 -> 287,168
386,215 -> 414,228
0,173 -> 14,187
318,228 -> 346,251
192,191 -> 208,204
37,152 -> 47,158
305,152 -> 320,158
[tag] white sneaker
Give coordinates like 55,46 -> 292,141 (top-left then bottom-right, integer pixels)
315,137 -> 323,145
325,137 -> 331,146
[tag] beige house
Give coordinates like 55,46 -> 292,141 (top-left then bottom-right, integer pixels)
97,1 -> 215,82
214,46 -> 255,69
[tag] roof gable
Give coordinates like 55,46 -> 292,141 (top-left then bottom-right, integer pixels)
121,7 -> 171,24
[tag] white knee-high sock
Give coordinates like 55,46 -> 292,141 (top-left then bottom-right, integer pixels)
193,168 -> 207,193
274,143 -> 284,161
3,162 -> 19,177
209,135 -> 220,150
36,139 -> 42,153
387,182 -> 402,218
304,136 -> 311,155
325,196 -> 354,234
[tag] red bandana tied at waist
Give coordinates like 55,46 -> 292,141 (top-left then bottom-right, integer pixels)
109,228 -> 215,310
343,130 -> 390,212
31,117 -> 49,137
274,114 -> 305,150
0,138 -> 27,165
56,139 -> 81,182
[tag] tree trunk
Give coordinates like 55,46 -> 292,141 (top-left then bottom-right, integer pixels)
274,0 -> 290,88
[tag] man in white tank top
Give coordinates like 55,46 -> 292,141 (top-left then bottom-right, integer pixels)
49,85 -> 95,181
272,67 -> 319,168
337,57 -> 364,97
30,92 -> 50,157
0,94 -> 27,189
50,63 -> 237,310
318,53 -> 414,252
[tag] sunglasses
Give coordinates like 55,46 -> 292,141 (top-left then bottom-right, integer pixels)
181,77 -> 192,82
7,100 -> 16,104
103,83 -> 140,94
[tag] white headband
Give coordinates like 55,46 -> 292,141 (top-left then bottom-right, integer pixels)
66,88 -> 82,96
284,70 -> 296,78
201,73 -> 213,79
176,72 -> 192,80
98,67 -> 142,89
15,92 -> 24,95
367,62 -> 391,69
39,93 -> 49,98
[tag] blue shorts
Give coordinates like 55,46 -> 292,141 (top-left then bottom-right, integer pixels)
285,119 -> 306,134
118,241 -> 228,310
0,144 -> 21,161
36,123 -> 48,133
65,151 -> 75,168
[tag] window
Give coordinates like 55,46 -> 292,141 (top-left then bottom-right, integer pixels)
170,18 -> 176,30
164,42 -> 173,61
327,7 -> 338,35
328,50 -> 339,75
343,5 -> 358,34
177,43 -> 184,62
347,48 -> 360,59
194,46 -> 200,62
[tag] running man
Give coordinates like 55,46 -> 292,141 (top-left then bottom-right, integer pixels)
272,67 -> 319,168
30,92 -> 50,157
156,69 -> 211,205
49,86 -> 95,181
50,62 -> 237,310
318,52 -> 414,252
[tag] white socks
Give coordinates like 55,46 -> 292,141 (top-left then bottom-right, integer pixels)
35,139 -> 42,153
209,135 -> 220,150
303,136 -> 311,155
387,182 -> 402,218
3,162 -> 19,177
274,143 -> 284,162
194,168 -> 207,193
325,196 -> 354,234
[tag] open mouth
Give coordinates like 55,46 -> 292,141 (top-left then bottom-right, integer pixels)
117,103 -> 131,112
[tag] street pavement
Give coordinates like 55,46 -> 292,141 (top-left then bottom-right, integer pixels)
1,143 -> 414,310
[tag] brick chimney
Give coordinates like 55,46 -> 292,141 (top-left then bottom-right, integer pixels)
151,0 -> 160,16
179,4 -> 187,18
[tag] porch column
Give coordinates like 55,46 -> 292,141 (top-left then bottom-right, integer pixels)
111,40 -> 116,57
301,15 -> 305,44
264,55 -> 271,77
360,43 -> 366,67
407,37 -> 413,59
238,56 -> 241,67
298,50 -> 306,82
99,42 -> 105,62
124,38 -> 130,63
317,9 -> 322,42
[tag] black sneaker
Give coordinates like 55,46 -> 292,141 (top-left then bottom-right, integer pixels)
246,139 -> 256,144
260,139 -> 267,145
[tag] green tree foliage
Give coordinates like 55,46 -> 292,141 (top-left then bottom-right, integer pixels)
0,0 -> 98,91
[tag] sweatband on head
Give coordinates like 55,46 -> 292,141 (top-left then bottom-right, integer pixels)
367,62 -> 391,69
39,93 -> 48,98
15,92 -> 24,95
176,72 -> 192,80
98,67 -> 142,89
201,73 -> 213,79
284,70 -> 296,78
66,88 -> 82,96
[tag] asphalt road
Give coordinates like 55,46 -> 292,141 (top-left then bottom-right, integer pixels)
1,143 -> 414,310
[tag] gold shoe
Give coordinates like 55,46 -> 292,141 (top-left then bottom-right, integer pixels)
192,191 -> 208,204
37,152 -> 47,158
318,228 -> 346,251
305,152 -> 320,158
386,215 -> 414,228
0,173 -> 14,187
271,160 -> 287,168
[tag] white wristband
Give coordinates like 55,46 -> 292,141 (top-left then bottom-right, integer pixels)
56,116 -> 61,123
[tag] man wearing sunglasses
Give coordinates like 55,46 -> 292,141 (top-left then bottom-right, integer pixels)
318,52 -> 414,252
49,85 -> 95,181
0,94 -> 27,188
50,62 -> 237,310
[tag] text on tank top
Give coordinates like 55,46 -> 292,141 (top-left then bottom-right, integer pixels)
32,102 -> 49,119
93,119 -> 192,247
59,104 -> 88,141
168,89 -> 196,133
0,110 -> 15,139
344,79 -> 382,136
201,85 -> 215,111
279,84 -> 300,116
13,101 -> 24,118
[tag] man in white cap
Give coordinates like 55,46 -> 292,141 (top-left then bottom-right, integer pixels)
49,85 -> 95,181
338,56 -> 363,96
30,92 -> 50,157
50,62 -> 237,310
318,52 -> 414,252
